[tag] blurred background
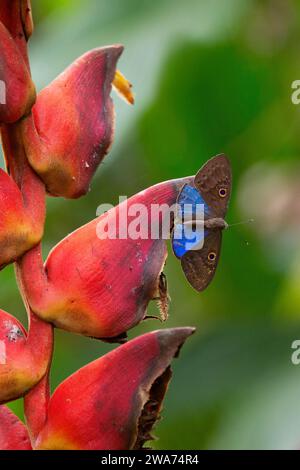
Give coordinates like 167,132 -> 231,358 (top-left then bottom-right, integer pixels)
4,0 -> 300,449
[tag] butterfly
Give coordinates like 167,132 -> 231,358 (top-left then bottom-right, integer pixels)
171,154 -> 231,292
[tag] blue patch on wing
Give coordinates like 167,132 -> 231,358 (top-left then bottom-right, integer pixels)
172,224 -> 206,258
177,185 -> 210,218
172,185 -> 210,259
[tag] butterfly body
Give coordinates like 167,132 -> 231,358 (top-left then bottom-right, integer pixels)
171,154 -> 231,292
204,217 -> 228,230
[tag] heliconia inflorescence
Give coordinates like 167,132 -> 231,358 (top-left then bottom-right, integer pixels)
0,0 -> 196,450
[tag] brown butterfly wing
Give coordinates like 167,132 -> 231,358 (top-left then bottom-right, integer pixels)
181,230 -> 222,292
194,154 -> 231,218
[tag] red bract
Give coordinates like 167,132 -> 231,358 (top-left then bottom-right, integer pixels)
25,327 -> 194,450
0,0 -> 33,63
0,308 -> 53,404
22,46 -> 131,198
0,406 -> 31,450
0,20 -> 35,123
0,169 -> 43,268
19,177 -> 192,340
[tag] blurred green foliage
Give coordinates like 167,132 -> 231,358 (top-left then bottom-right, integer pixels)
5,0 -> 300,449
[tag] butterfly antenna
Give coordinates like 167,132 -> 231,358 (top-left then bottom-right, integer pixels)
227,218 -> 254,228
